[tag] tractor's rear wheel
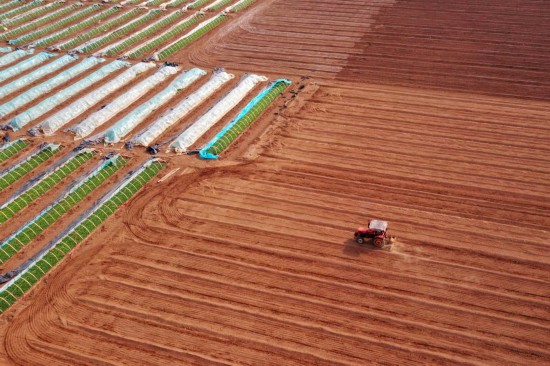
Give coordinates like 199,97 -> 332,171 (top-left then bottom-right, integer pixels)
356,237 -> 364,244
373,237 -> 384,248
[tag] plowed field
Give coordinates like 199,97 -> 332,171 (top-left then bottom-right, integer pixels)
0,0 -> 549,365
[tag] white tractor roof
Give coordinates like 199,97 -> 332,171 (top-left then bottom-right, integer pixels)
369,220 -> 388,231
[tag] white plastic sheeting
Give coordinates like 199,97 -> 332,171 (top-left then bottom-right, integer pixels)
9,59 -> 126,130
132,69 -> 234,146
104,68 -> 206,144
0,47 -> 11,53
71,63 -> 172,138
0,56 -> 102,120
0,52 -> 54,84
0,49 -> 33,67
169,73 -> 266,153
0,54 -> 77,100
39,61 -> 154,135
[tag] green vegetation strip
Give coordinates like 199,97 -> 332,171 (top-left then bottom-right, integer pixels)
166,0 -> 188,7
0,139 -> 29,163
0,160 -> 165,314
1,1 -> 62,28
127,13 -> 202,59
9,4 -> 101,45
200,79 -> 290,159
0,156 -> 127,265
104,10 -> 184,56
79,9 -> 161,53
0,144 -> 60,191
187,0 -> 212,9
229,0 -> 255,12
0,0 -> 21,13
207,0 -> 234,11
0,150 -> 94,225
59,7 -> 144,51
0,3 -> 77,41
32,6 -> 121,48
156,14 -> 226,60
0,1 -> 42,22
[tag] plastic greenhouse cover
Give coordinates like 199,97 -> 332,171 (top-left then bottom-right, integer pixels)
30,6 -> 119,49
0,154 -> 122,289
200,78 -> 291,159
39,61 -> 159,135
0,57 -> 103,123
95,11 -> 179,57
124,12 -> 197,57
132,69 -> 234,146
169,73 -> 266,153
0,52 -> 54,84
9,59 -> 125,130
0,47 -> 12,53
0,48 -> 33,67
104,67 -> 206,144
0,54 -> 77,100
69,62 -> 156,138
152,15 -> 224,61
74,10 -> 158,53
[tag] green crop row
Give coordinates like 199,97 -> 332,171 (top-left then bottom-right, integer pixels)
187,0 -> 212,9
0,145 -> 60,191
33,6 -> 121,48
0,3 -> 76,40
9,4 -> 101,45
79,10 -> 161,53
229,0 -> 255,12
147,0 -> 171,6
0,139 -> 29,163
0,156 -> 127,265
156,14 -> 226,60
207,0 -> 234,11
59,7 -> 144,51
0,150 -> 93,225
1,1 -> 62,28
127,13 -> 202,59
104,10 -> 184,56
166,0 -> 188,7
201,80 -> 289,158
0,1 -> 42,22
0,161 -> 164,314
0,0 -> 22,14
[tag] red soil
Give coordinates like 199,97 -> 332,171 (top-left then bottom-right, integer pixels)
0,0 -> 548,364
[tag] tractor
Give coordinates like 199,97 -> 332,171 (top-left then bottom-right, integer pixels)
354,220 -> 392,248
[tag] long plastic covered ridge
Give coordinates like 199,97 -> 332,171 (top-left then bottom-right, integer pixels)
200,78 -> 291,159
70,62 -> 157,138
9,59 -> 126,130
169,73 -> 267,153
131,69 -> 234,146
0,159 -> 165,313
0,49 -> 34,67
0,47 -> 12,53
0,56 -> 101,120
104,67 -> 206,144
0,54 -> 77,100
0,52 -> 55,84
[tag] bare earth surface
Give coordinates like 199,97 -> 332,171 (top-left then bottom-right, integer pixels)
0,0 -> 549,365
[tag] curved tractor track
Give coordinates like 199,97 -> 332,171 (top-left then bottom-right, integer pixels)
0,0 -> 549,365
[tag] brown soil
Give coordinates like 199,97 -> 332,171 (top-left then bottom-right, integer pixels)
0,0 -> 548,365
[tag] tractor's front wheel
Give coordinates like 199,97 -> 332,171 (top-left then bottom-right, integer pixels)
373,237 -> 385,248
356,237 -> 364,244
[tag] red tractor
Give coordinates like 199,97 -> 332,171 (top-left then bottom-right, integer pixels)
354,220 -> 391,248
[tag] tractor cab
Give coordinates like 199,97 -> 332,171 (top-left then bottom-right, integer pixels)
354,220 -> 389,247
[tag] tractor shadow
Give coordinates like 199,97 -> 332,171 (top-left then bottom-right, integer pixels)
342,238 -> 376,257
